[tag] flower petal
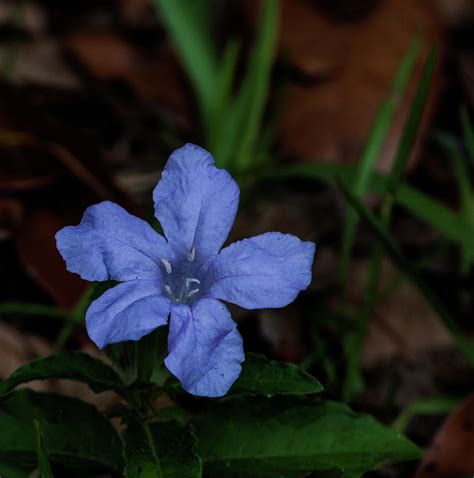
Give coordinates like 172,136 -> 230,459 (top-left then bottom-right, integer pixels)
153,144 -> 239,265
205,232 -> 316,309
56,201 -> 169,282
165,299 -> 244,397
86,281 -> 171,349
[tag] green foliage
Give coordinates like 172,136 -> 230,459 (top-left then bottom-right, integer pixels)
339,37 -> 421,289
343,46 -> 437,400
123,419 -> 202,478
338,179 -> 474,366
33,419 -> 54,478
0,352 -> 125,397
392,396 -> 458,433
229,353 -> 323,396
0,390 -> 122,470
153,0 -> 278,175
193,397 -> 420,477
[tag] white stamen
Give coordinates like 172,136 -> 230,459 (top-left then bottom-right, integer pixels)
160,258 -> 172,274
187,288 -> 200,298
187,246 -> 196,262
164,285 -> 173,297
186,278 -> 200,288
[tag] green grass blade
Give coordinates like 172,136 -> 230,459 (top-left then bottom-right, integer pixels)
270,162 -> 474,256
435,131 -> 474,271
215,0 -> 278,170
342,46 -> 438,401
460,104 -> 474,163
33,420 -> 54,478
152,0 -> 218,120
234,0 -> 278,171
0,302 -> 69,320
206,39 -> 240,163
385,47 -> 436,194
392,397 -> 458,433
339,37 -> 420,288
338,179 -> 474,367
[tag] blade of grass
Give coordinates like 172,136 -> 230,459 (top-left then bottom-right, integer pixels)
269,162 -> 474,257
206,39 -> 240,163
338,178 -> 474,367
460,104 -> 474,163
152,0 -> 218,120
33,420 -> 54,478
339,37 -> 420,293
435,131 -> 474,272
392,397 -> 458,434
214,0 -> 278,170
343,47 -> 437,401
234,0 -> 278,171
0,302 -> 69,320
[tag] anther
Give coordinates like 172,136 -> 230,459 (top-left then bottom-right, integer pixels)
164,285 -> 173,297
187,246 -> 196,262
187,288 -> 200,298
186,278 -> 200,288
160,258 -> 172,274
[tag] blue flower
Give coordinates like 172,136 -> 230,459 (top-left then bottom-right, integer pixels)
56,144 -> 316,397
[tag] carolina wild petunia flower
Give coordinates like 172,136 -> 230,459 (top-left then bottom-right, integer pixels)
56,144 -> 315,397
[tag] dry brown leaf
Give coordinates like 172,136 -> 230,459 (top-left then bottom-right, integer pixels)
415,393 -> 474,477
277,0 -> 443,172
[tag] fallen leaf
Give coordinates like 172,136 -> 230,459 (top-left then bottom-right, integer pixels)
415,393 -> 474,477
277,0 -> 443,172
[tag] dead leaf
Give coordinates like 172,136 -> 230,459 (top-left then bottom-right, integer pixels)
277,0 -> 443,172
415,393 -> 474,477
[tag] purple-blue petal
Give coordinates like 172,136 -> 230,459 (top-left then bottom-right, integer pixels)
86,280 -> 171,349
205,232 -> 316,309
56,201 -> 169,282
153,144 -> 239,266
164,299 -> 244,397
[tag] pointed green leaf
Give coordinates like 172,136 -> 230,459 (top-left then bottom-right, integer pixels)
229,353 -> 323,396
0,352 -> 124,397
33,420 -> 54,478
123,419 -> 202,478
193,397 -> 420,477
0,390 -> 122,470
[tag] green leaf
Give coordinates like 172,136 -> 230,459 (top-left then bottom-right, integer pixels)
0,390 -> 122,470
339,37 -> 421,286
0,352 -> 124,397
123,419 -> 202,478
193,397 -> 419,477
229,353 -> 323,396
152,0 -> 217,120
460,104 -> 474,163
392,396 -> 458,433
343,46 -> 437,401
234,0 -> 278,170
214,0 -> 278,170
33,420 -> 54,478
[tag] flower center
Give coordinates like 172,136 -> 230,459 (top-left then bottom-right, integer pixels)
160,247 -> 201,305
